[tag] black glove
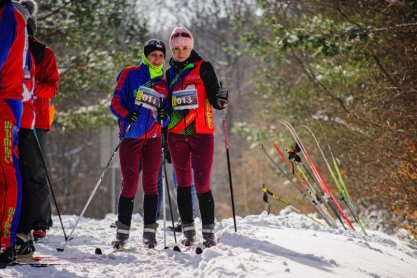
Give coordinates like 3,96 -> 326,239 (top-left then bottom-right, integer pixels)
216,87 -> 229,109
126,111 -> 139,123
157,107 -> 167,123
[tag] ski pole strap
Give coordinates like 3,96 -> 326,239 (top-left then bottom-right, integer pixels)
263,185 -> 291,206
263,192 -> 268,203
287,149 -> 302,163
262,185 -> 271,214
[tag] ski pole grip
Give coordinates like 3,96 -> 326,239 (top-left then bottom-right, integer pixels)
222,118 -> 229,149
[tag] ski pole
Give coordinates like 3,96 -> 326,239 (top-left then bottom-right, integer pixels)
57,120 -> 135,252
222,110 -> 237,232
33,129 -> 68,242
159,99 -> 169,248
163,158 -> 177,243
162,139 -> 167,248
262,184 -> 324,226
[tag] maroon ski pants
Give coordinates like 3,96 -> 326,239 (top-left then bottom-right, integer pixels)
119,138 -> 161,197
167,133 -> 214,193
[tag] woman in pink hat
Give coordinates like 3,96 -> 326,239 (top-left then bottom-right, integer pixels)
166,26 -> 229,248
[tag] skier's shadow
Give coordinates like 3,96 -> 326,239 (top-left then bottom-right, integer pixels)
220,233 -> 335,273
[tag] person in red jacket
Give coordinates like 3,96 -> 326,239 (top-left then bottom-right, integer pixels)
20,0 -> 59,241
0,0 -> 27,264
166,27 -> 229,248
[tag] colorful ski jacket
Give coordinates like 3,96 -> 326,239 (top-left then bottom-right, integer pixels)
0,1 -> 27,101
29,37 -> 59,130
110,63 -> 169,140
166,50 -> 222,135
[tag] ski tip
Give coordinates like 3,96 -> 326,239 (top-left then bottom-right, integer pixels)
95,247 -> 102,255
195,247 -> 203,255
173,246 -> 181,252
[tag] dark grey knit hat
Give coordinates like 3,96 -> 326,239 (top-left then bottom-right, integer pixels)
144,39 -> 166,57
20,0 -> 37,35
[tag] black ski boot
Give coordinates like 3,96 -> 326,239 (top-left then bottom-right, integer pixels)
15,233 -> 35,259
112,221 -> 130,251
177,187 -> 195,246
202,224 -> 216,248
143,223 -> 158,249
0,245 -> 16,265
113,196 -> 134,251
181,222 -> 196,246
143,194 -> 158,248
198,191 -> 216,248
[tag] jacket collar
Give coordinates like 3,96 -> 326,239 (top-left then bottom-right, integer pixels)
169,50 -> 203,72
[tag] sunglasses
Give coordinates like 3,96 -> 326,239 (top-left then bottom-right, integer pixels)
172,32 -> 192,39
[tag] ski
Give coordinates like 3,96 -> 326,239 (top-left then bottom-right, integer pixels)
21,255 -> 98,262
305,124 -> 367,235
279,120 -> 355,230
284,145 -> 347,230
273,143 -> 338,228
102,244 -> 182,257
0,261 -> 67,268
178,243 -> 207,255
261,144 -> 337,228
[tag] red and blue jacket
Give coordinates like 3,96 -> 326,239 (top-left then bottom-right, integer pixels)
110,63 -> 169,140
0,1 -> 27,101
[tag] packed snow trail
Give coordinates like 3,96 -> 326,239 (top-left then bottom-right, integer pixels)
2,212 -> 416,277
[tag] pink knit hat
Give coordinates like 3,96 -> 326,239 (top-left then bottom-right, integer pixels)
169,27 -> 194,49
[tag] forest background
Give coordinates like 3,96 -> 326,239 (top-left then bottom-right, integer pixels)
34,0 -> 417,243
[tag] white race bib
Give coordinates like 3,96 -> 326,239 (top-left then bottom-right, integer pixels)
171,89 -> 198,110
134,86 -> 165,111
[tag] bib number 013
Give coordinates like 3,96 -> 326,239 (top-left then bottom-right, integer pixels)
172,89 -> 198,110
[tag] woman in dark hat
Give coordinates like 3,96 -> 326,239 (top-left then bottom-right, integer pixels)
110,39 -> 169,249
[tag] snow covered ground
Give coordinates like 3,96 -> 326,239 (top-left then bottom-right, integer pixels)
2,211 -> 417,277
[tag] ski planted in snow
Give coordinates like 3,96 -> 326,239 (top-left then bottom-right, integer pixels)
303,124 -> 367,234
279,120 -> 355,231
261,144 -> 337,228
